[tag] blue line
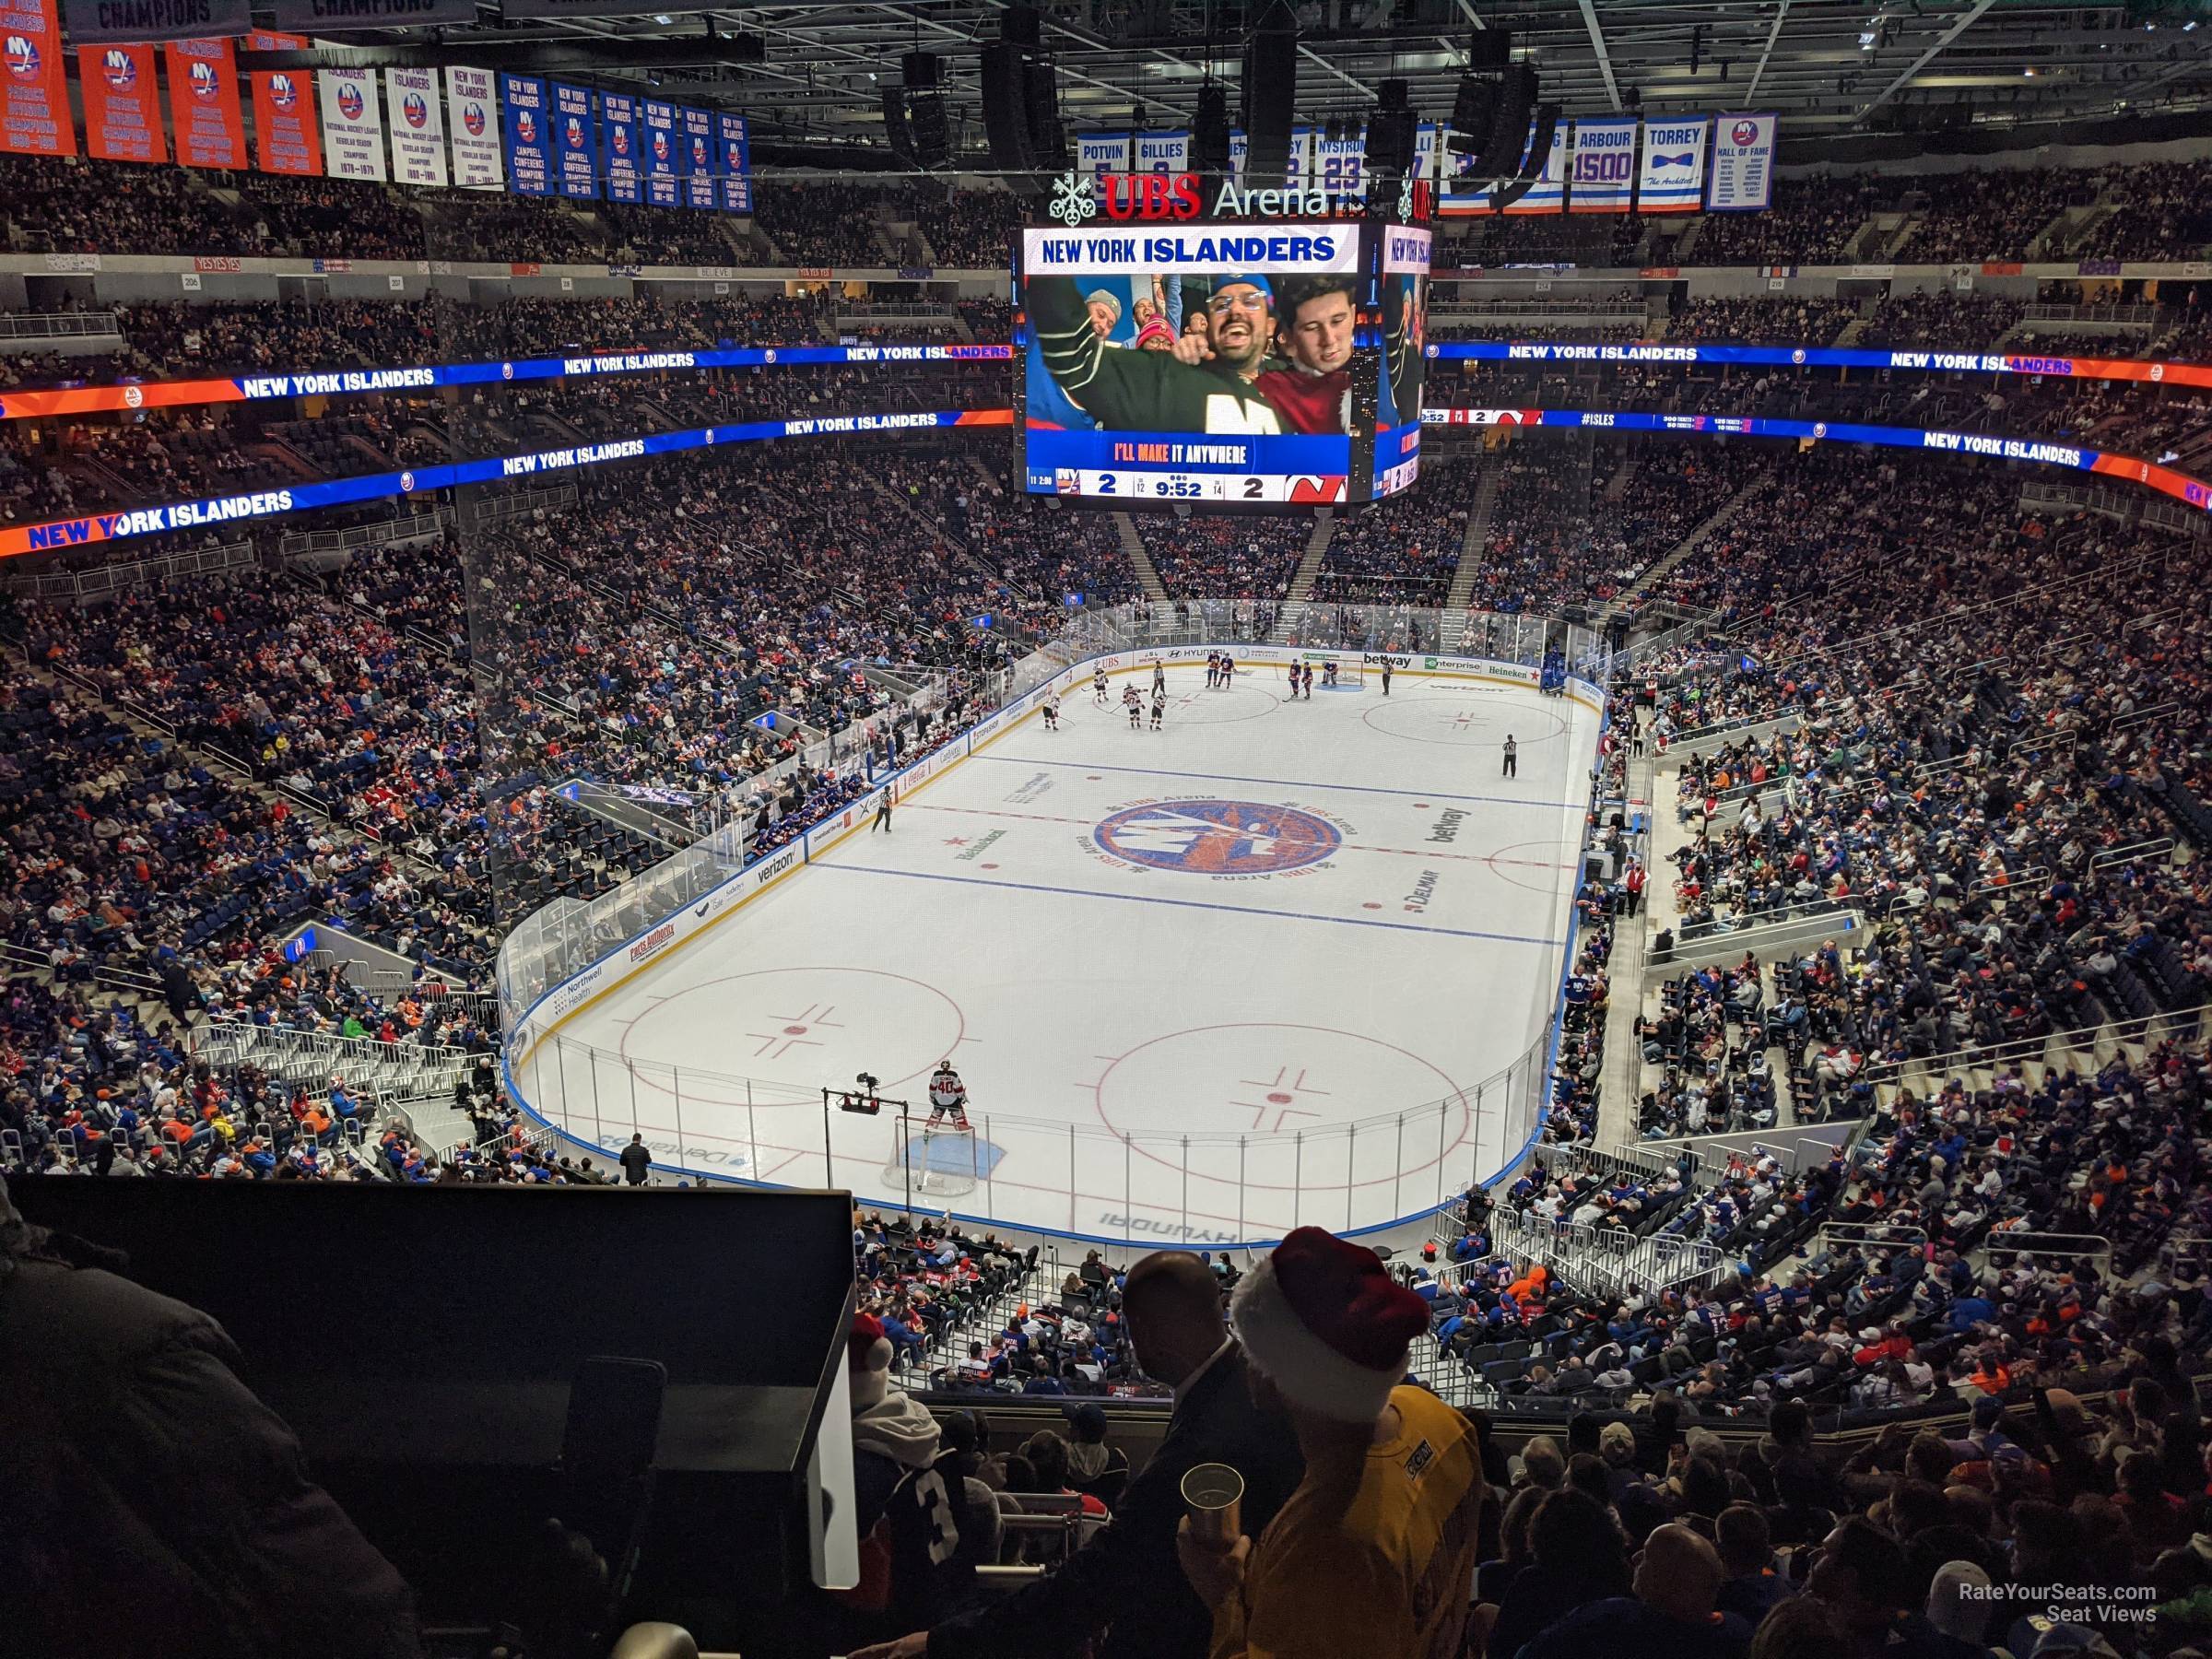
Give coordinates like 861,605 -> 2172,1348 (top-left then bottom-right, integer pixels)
818,861 -> 1564,947
971,753 -> 1586,813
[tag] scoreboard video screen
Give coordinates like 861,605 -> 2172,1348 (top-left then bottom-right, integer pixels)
1016,221 -> 1427,508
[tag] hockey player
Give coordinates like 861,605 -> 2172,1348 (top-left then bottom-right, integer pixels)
927,1061 -> 971,1129
1322,659 -> 1338,689
1124,685 -> 1143,729
1042,695 -> 1060,731
1219,653 -> 1235,688
1300,662 -> 1314,700
1206,652 -> 1220,690
1150,689 -> 1165,731
1093,667 -> 1110,706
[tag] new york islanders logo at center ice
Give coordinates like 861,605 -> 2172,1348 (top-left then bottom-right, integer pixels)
1093,800 -> 1340,876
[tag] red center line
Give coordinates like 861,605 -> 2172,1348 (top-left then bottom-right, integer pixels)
902,801 -> 1581,871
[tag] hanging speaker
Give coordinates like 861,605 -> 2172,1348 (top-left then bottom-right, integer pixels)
1365,105 -> 1417,177
880,86 -> 916,168
1470,61 -> 1536,179
1240,0 -> 1299,183
902,52 -> 949,169
1488,101 -> 1559,211
1022,51 -> 1066,171
1447,76 -> 1498,156
1193,84 -> 1231,173
982,41 -> 1042,192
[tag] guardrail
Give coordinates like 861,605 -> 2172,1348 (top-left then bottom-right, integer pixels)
0,310 -> 121,341
279,510 -> 444,563
1852,1005 -> 2206,1096
1487,1205 -> 1727,1300
1,537 -> 256,606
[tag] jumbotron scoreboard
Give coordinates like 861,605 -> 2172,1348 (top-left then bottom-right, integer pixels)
1015,219 -> 1429,509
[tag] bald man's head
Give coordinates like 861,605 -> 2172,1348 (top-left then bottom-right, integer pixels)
1634,1524 -> 1724,1625
1123,1251 -> 1229,1388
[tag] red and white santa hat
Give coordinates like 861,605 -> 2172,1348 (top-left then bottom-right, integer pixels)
849,1311 -> 894,1409
1230,1227 -> 1431,1425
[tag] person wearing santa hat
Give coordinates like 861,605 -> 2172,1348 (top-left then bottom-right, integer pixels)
1176,1226 -> 1486,1659
841,1311 -> 990,1643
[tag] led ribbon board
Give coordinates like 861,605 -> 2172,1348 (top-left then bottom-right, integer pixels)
6,399 -> 2204,561
0,344 -> 1015,420
1419,405 -> 2212,514
0,409 -> 1011,559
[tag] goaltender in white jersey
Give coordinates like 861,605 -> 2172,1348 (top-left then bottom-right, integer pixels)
926,1061 -> 971,1129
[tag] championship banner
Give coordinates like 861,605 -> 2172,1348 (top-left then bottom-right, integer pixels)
1020,224 -> 1360,276
600,90 -> 641,204
1636,116 -> 1708,213
501,73 -> 550,196
445,66 -> 501,190
271,0 -> 474,27
384,65 -> 447,188
680,105 -> 713,209
249,30 -> 319,176
1077,132 -> 1130,185
0,0 -> 71,156
641,99 -> 679,207
317,65 -> 384,181
1567,115 -> 1637,213
500,0 -> 717,14
1313,127 -> 1364,198
65,0 -> 251,43
79,43 -> 165,164
1134,129 -> 1187,174
1707,113 -> 1777,211
715,112 -> 749,212
553,80 -> 596,200
166,38 -> 246,169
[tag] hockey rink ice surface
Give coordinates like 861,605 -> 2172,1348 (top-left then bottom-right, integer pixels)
522,662 -> 1602,1245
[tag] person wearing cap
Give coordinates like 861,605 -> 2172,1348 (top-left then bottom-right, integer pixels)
1084,288 -> 1124,342
1063,1401 -> 1131,1509
853,1249 -> 1303,1659
1174,1226 -> 1485,1659
1027,274 -> 1295,438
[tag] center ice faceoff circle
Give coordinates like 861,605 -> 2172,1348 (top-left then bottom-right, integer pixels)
1091,799 -> 1341,876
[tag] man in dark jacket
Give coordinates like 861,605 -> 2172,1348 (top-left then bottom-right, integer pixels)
0,1174 -> 418,1658
620,1132 -> 652,1186
853,1249 -> 1304,1659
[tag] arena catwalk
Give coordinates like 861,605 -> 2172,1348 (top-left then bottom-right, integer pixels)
519,661 -> 1602,1245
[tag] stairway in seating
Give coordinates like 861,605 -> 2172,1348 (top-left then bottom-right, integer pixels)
1112,512 -> 1168,600
1438,453 -> 1504,653
1592,467 -> 1773,632
1284,510 -> 1335,602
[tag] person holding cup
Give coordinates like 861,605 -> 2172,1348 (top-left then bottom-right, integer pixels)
854,1249 -> 1303,1659
1176,1227 -> 1487,1659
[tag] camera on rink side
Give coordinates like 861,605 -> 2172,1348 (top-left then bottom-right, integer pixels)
840,1074 -> 884,1115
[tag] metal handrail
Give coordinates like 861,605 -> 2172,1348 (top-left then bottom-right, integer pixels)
1853,1005 -> 2205,1093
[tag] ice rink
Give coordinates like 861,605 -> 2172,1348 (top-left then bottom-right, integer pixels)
517,660 -> 1602,1245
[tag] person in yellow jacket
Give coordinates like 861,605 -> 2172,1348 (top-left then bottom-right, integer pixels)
1177,1226 -> 1486,1659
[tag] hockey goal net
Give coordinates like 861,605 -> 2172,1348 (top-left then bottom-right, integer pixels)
881,1115 -> 981,1200
1312,654 -> 1364,688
